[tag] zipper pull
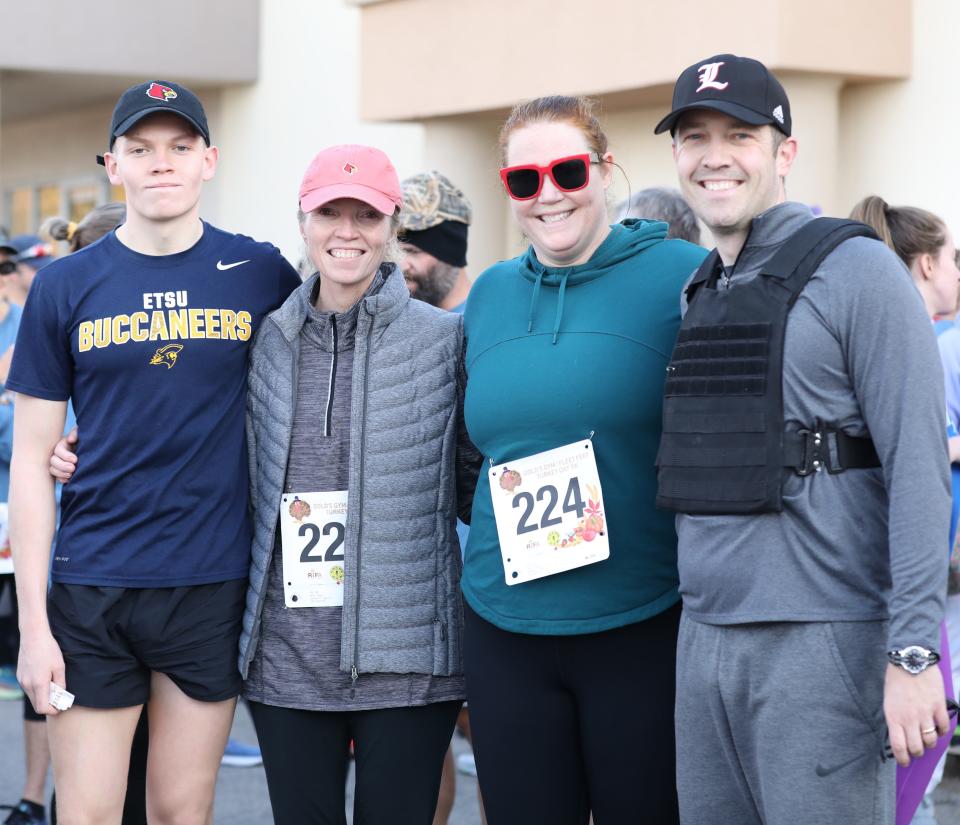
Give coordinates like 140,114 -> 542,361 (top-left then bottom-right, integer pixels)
350,664 -> 358,699
436,618 -> 447,641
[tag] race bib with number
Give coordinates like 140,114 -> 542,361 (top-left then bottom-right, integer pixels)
489,440 -> 609,586
279,491 -> 347,608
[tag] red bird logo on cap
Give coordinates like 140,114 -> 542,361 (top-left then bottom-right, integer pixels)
343,162 -> 358,175
146,83 -> 178,102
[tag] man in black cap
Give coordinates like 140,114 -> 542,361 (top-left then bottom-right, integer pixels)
656,54 -> 950,823
7,80 -> 299,824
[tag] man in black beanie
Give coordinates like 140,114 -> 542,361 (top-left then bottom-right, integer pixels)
398,171 -> 472,312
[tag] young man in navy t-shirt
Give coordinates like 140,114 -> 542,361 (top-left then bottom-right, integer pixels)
6,81 -> 300,824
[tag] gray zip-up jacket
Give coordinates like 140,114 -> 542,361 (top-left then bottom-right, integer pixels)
239,263 -> 480,678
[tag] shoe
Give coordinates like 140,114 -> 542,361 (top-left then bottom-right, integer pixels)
455,752 -> 477,777
1,799 -> 47,825
0,666 -> 23,701
221,738 -> 262,768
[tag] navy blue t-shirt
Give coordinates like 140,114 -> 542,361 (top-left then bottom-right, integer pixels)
7,223 -> 301,587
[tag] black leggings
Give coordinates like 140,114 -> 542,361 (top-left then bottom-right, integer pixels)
248,699 -> 461,825
464,602 -> 681,825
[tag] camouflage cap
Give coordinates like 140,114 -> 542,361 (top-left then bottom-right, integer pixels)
399,171 -> 472,232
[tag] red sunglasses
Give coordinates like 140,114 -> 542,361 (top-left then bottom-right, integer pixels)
499,154 -> 598,201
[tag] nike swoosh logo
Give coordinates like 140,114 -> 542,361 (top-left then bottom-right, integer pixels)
217,259 -> 250,271
814,752 -> 869,777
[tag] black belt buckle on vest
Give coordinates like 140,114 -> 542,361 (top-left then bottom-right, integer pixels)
794,427 -> 828,476
791,426 -> 880,476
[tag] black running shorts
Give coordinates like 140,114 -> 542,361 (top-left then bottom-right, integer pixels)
47,579 -> 246,708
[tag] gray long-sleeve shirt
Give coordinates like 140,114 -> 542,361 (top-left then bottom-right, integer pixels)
677,202 -> 950,651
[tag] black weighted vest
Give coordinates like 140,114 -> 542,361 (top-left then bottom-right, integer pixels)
656,218 -> 882,515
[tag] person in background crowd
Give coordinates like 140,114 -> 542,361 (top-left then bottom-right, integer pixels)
396,170 -> 487,825
616,187 -> 702,245
8,80 -> 300,825
3,237 -> 54,309
656,54 -> 949,825
851,195 -> 960,825
933,288 -> 959,336
239,144 -> 480,825
42,205 -> 127,255
462,94 -> 705,825
0,235 -> 43,825
399,171 -> 473,313
0,231 -> 24,703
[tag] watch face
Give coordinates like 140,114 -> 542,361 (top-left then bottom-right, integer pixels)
904,650 -> 925,673
894,645 -> 938,675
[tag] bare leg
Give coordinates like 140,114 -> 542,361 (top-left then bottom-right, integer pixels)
145,672 -> 235,825
21,719 -> 50,804
432,746 -> 456,825
47,704 -> 142,825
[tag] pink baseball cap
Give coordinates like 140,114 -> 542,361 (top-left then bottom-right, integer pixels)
299,145 -> 403,216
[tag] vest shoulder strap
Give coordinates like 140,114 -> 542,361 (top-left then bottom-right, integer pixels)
761,218 -> 880,307
684,248 -> 722,303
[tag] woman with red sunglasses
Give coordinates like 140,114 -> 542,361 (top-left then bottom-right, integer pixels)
460,95 -> 707,825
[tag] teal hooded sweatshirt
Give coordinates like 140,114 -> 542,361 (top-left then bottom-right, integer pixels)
462,220 -> 707,634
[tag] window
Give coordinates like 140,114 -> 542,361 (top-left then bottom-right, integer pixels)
9,188 -> 33,236
3,179 -> 118,237
68,184 -> 100,223
38,186 -> 61,224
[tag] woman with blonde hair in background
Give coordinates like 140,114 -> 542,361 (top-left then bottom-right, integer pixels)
852,195 -> 960,825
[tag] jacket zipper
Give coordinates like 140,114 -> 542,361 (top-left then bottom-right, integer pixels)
350,312 -> 375,698
282,332 -> 300,611
719,222 -> 756,290
324,316 -> 338,437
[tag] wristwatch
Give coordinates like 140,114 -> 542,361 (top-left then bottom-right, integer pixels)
887,645 -> 940,675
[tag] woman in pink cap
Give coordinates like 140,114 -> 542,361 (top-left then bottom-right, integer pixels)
238,144 -> 480,824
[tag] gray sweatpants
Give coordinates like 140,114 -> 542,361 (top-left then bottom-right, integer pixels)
675,615 -> 895,825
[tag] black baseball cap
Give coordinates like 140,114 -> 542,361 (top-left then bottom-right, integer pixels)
654,54 -> 791,137
96,80 -> 210,166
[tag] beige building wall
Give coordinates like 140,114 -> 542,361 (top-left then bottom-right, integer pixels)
216,0 -> 426,264
0,0 -> 428,266
4,0 -> 957,280
357,0 -> 935,274
359,0 -> 910,121
838,0 -> 959,229
419,115 -> 508,273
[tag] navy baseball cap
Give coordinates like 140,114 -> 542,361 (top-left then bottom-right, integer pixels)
97,80 -> 210,166
10,235 -> 54,272
655,54 -> 791,137
0,233 -> 15,256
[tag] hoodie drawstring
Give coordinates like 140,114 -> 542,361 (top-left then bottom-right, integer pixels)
527,270 -> 544,333
551,271 -> 569,345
